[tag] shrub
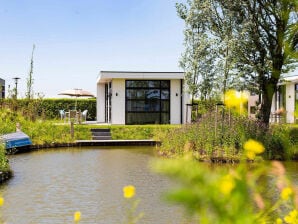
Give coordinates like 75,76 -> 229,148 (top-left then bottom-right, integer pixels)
157,111 -> 295,161
0,144 -> 10,172
0,98 -> 96,120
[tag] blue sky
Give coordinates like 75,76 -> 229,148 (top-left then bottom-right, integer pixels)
0,0 -> 185,98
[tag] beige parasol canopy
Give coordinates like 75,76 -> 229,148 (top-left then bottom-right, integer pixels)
58,88 -> 95,110
58,88 -> 94,97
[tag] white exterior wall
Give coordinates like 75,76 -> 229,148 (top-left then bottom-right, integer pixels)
182,82 -> 192,123
97,71 -> 188,124
248,95 -> 259,118
170,79 -> 182,124
286,83 -> 295,123
111,79 -> 126,124
97,83 -> 105,123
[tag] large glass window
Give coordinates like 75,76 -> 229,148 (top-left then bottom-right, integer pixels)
125,80 -> 170,124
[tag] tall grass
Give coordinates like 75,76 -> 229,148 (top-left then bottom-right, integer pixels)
157,112 -> 297,161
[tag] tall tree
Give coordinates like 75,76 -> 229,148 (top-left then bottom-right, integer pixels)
177,0 -> 242,102
26,44 -> 35,99
177,0 -> 298,124
223,0 -> 298,124
176,1 -> 220,102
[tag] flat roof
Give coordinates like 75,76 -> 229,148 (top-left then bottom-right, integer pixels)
97,71 -> 184,83
278,73 -> 298,85
283,75 -> 298,82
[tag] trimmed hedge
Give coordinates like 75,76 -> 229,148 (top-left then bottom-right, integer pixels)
0,98 -> 96,120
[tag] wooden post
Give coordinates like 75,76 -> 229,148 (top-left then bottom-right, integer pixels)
70,121 -> 74,138
16,122 -> 21,132
215,105 -> 218,138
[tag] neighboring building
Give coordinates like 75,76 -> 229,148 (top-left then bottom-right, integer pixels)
0,78 -> 5,99
248,71 -> 298,123
247,93 -> 259,119
96,71 -> 191,124
274,73 -> 298,123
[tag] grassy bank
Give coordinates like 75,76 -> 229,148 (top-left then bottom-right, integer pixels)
1,107 -> 298,161
0,108 -> 179,144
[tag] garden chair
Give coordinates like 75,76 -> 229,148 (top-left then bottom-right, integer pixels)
59,110 -> 65,121
82,110 -> 88,123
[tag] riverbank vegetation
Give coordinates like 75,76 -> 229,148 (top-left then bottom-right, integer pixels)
157,112 -> 298,161
0,144 -> 10,172
0,107 -> 178,145
0,105 -> 297,161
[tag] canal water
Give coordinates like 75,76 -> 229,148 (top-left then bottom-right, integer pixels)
0,147 -> 297,224
0,147 -> 188,224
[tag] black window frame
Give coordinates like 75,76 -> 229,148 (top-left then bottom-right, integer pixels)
125,80 -> 170,124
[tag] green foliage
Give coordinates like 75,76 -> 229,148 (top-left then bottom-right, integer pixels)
0,108 -> 175,145
0,108 -> 90,144
152,157 -> 297,223
176,2 -> 222,100
0,98 -> 96,120
158,111 -> 297,161
110,125 -> 179,140
38,98 -> 96,120
288,127 -> 298,159
177,0 -> 298,124
0,144 -> 10,172
295,101 -> 298,123
26,44 -> 35,99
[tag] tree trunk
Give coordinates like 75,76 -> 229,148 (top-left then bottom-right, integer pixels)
259,80 -> 277,125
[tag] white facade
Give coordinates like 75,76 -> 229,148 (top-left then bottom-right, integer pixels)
249,73 -> 298,123
247,73 -> 298,123
276,75 -> 298,123
247,94 -> 259,119
96,71 -> 191,124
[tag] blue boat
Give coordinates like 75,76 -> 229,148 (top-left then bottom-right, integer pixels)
1,131 -> 32,150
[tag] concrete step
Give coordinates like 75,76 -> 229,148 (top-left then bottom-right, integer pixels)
90,128 -> 112,140
92,132 -> 111,136
92,136 -> 112,140
90,128 -> 111,133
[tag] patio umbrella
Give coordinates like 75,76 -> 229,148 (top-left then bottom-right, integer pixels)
58,88 -> 94,109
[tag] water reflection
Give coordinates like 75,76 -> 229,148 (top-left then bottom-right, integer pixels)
0,147 -> 185,224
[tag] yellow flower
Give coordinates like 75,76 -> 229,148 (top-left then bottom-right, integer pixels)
246,151 -> 256,160
123,185 -> 136,198
224,90 -> 248,108
244,139 -> 265,154
281,187 -> 293,200
284,210 -> 297,224
219,175 -> 235,195
276,218 -> 283,224
74,211 -> 81,222
0,197 -> 4,207
244,139 -> 265,160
